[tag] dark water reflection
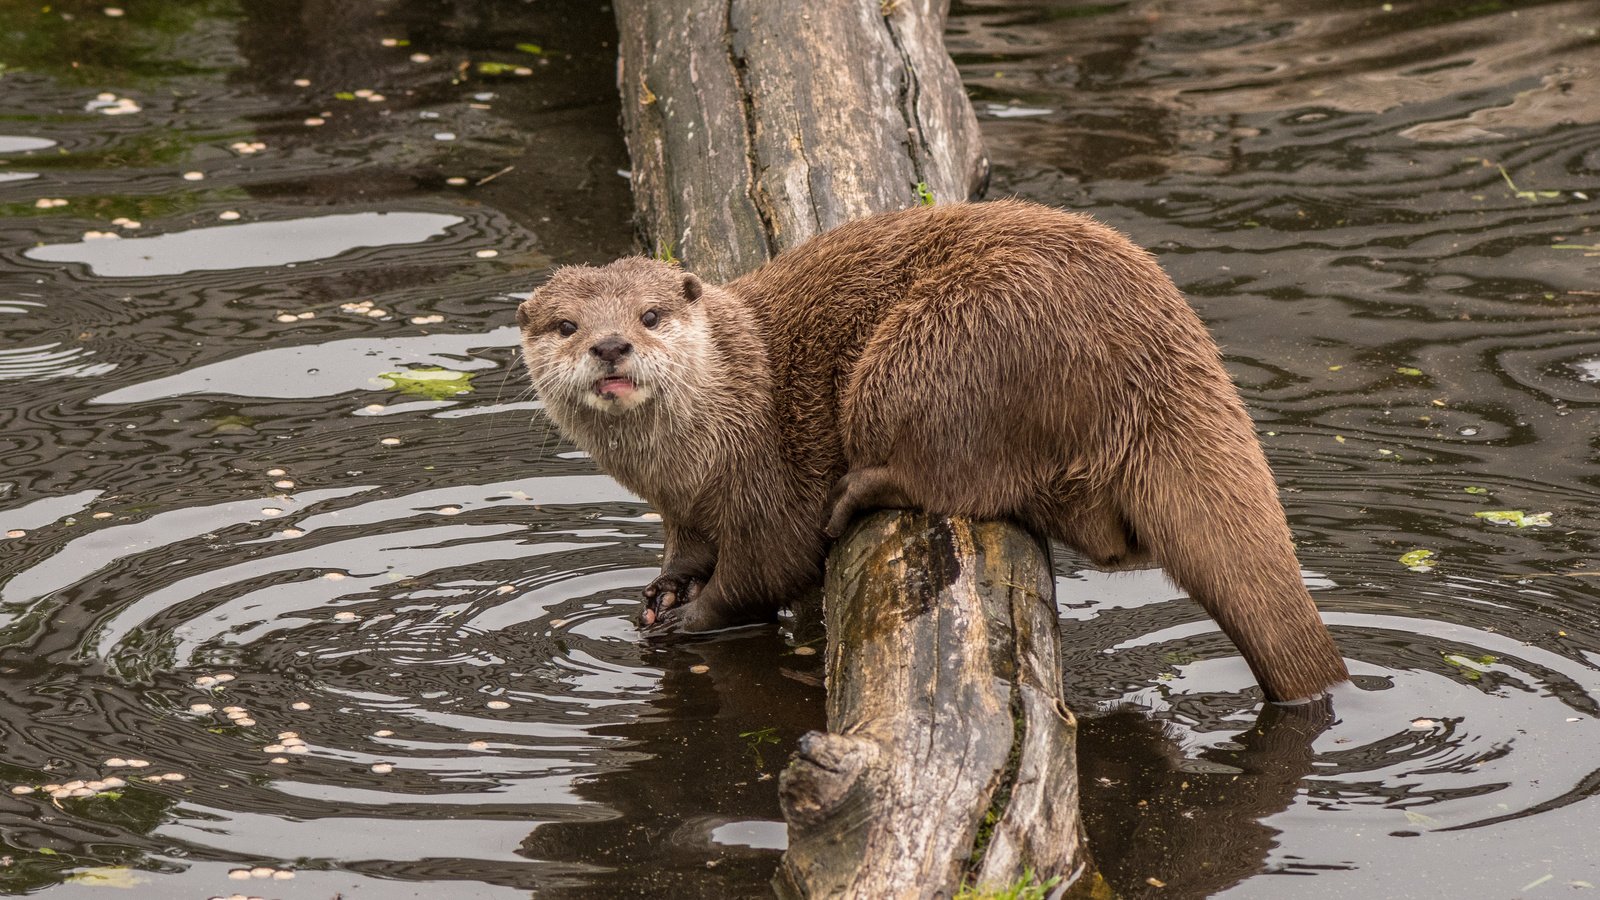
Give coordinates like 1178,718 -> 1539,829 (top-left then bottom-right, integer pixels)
0,0 -> 1597,897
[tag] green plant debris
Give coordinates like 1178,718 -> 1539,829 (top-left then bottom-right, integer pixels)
1498,165 -> 1561,201
1399,549 -> 1436,572
955,869 -> 1063,900
1474,510 -> 1552,528
334,91 -> 356,100
915,182 -> 935,206
477,61 -> 520,75
1442,652 -> 1498,681
738,726 -> 779,768
378,368 -> 476,400
1552,242 -> 1600,255
1464,486 -> 1489,495
1396,366 -> 1424,377
515,42 -> 544,55
65,867 -> 144,888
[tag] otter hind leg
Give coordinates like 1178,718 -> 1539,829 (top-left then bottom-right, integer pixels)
825,466 -> 916,538
1025,490 -> 1153,571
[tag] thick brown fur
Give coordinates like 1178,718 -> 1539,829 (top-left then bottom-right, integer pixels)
518,200 -> 1349,702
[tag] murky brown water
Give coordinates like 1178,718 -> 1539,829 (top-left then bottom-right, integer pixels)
1,1 -> 1597,897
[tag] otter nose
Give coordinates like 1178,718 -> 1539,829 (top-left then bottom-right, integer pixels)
590,336 -> 632,364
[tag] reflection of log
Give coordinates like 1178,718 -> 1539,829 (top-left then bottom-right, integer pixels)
612,0 -> 1095,894
775,514 -> 1097,897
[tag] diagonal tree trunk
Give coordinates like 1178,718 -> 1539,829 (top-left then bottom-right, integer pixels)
614,0 -> 987,282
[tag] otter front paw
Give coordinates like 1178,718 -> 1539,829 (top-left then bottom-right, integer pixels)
644,597 -> 738,634
640,572 -> 704,628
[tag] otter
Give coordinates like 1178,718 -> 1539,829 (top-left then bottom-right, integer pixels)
517,200 -> 1348,702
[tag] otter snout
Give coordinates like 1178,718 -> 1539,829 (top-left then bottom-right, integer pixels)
591,336 -> 632,364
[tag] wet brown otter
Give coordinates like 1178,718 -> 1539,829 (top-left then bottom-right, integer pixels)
517,200 -> 1349,702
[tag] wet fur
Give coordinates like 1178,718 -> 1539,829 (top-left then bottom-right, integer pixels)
518,200 -> 1349,702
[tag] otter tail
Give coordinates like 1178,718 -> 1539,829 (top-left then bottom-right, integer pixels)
1120,425 -> 1349,703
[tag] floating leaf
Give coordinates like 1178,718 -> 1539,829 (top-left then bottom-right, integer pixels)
1464,486 -> 1488,495
515,42 -> 544,55
1442,652 -> 1497,683
477,61 -> 518,75
378,367 -> 476,400
1474,510 -> 1552,528
1396,366 -> 1424,377
1399,549 -> 1436,572
1403,809 -> 1440,827
334,91 -> 356,101
66,867 -> 145,888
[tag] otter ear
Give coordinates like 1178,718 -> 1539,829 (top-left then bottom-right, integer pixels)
515,298 -> 534,329
681,273 -> 703,304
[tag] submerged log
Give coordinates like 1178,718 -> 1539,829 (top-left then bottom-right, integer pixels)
612,1 -> 1096,895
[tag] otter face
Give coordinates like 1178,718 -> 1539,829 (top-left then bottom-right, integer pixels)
517,258 -> 707,419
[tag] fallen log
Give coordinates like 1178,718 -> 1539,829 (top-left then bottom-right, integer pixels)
774,514 -> 1099,897
611,1 -> 1097,895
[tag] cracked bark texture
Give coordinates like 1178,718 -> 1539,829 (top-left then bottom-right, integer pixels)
613,0 -> 987,282
772,513 -> 1098,899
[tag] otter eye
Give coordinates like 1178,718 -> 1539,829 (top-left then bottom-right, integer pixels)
641,309 -> 660,329
557,320 -> 578,337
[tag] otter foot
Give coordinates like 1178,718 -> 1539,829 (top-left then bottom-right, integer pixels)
640,572 -> 704,628
825,466 -> 915,538
643,596 -> 743,634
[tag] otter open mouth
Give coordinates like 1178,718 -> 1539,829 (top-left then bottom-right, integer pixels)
594,374 -> 637,400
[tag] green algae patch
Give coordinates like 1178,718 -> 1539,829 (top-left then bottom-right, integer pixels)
378,367 -> 476,400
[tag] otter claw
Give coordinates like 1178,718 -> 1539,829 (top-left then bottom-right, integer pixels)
641,574 -> 703,628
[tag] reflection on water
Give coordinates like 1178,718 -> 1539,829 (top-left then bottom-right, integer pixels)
25,211 -> 465,277
0,0 -> 1597,897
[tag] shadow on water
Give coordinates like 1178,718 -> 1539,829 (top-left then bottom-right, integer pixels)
0,0 -> 1598,896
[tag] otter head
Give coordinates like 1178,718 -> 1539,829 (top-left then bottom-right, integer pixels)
517,258 -> 707,420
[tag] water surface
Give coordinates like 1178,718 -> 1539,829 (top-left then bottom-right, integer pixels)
1,0 -> 1598,897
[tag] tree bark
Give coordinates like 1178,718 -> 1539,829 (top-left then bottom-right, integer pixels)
613,2 -> 1096,896
774,514 -> 1100,898
614,0 -> 988,282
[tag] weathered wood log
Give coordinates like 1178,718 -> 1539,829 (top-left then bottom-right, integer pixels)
614,0 -> 988,282
773,514 -> 1099,898
612,1 -> 1096,895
